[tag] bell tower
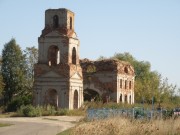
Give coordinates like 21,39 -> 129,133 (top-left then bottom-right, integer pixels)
34,8 -> 83,109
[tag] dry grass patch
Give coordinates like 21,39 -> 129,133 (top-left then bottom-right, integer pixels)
0,112 -> 17,118
0,123 -> 13,127
71,117 -> 180,135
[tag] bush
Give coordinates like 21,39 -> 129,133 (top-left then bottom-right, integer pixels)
55,108 -> 85,116
56,109 -> 68,115
41,105 -> 56,116
66,109 -> 86,116
17,105 -> 41,117
16,104 -> 85,117
6,95 -> 32,112
17,105 -> 58,117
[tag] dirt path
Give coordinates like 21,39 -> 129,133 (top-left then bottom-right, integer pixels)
0,116 -> 82,135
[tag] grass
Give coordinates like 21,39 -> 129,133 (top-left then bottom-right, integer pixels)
0,123 -> 13,127
0,112 -> 17,118
57,128 -> 72,135
69,117 -> 180,135
43,118 -> 59,121
15,105 -> 86,117
64,109 -> 86,116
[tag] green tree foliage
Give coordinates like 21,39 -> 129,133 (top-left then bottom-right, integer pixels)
6,95 -> 32,112
0,75 -> 5,98
112,52 -> 178,104
158,77 -> 177,103
24,47 -> 38,93
0,56 -> 5,98
1,39 -> 27,105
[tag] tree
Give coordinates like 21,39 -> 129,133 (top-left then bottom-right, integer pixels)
0,56 -> 5,98
158,77 -> 177,103
0,75 -> 5,98
0,75 -> 4,106
1,39 -> 27,104
24,47 -> 38,93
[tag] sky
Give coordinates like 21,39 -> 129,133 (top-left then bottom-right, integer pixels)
0,0 -> 180,89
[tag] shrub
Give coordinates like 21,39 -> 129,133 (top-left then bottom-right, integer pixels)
67,109 -> 86,116
42,105 -> 56,116
56,109 -> 68,116
17,105 -> 41,117
6,95 -> 32,112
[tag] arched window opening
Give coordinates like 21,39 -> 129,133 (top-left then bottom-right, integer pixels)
48,45 -> 59,66
120,94 -> 122,102
125,95 -> 127,103
120,79 -> 122,88
129,95 -> 131,104
73,90 -> 78,109
124,67 -> 128,74
72,47 -> 76,65
53,15 -> 59,28
70,17 -> 72,29
125,80 -> 127,89
129,81 -> 132,89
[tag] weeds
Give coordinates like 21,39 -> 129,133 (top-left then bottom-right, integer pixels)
16,105 -> 86,117
71,117 -> 180,135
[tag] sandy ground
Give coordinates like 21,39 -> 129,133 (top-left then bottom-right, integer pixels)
0,116 -> 82,135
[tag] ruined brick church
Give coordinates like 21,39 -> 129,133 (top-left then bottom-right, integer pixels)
34,8 -> 135,109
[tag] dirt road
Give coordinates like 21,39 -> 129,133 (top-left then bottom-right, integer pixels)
0,116 -> 82,135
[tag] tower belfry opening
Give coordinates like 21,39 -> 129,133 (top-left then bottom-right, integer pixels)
70,17 -> 72,29
53,15 -> 59,28
72,47 -> 76,64
48,45 -> 59,66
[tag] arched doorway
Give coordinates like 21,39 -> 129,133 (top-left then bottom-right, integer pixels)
73,90 -> 78,109
46,89 -> 58,107
84,89 -> 100,102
